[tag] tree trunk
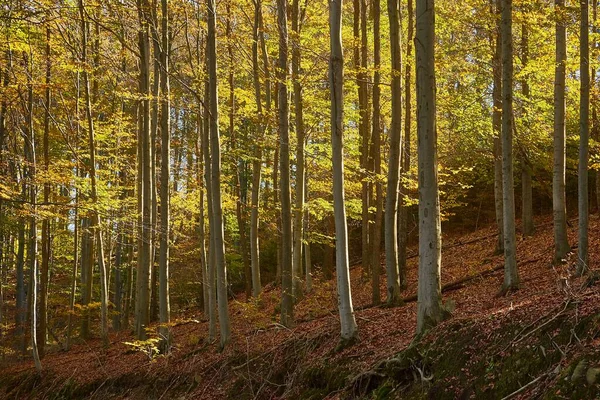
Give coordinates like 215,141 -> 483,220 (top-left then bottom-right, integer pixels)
292,0 -> 305,301
158,0 -> 171,349
207,0 -> 231,348
501,0 -> 519,291
277,0 -> 294,327
386,0 -> 402,305
398,0 -> 413,291
370,0 -> 382,306
39,26 -> 52,359
136,0 -> 152,340
492,0 -> 504,253
416,0 -> 444,334
80,0 -> 109,347
552,0 -> 570,263
250,0 -> 265,297
329,0 -> 358,344
577,0 -> 590,275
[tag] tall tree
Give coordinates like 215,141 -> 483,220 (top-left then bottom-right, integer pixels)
158,0 -> 171,349
386,0 -> 402,305
577,0 -> 589,276
278,0 -> 294,327
415,0 -> 443,334
329,0 -> 358,345
552,0 -> 570,263
207,0 -> 231,348
370,0 -> 382,306
492,0 -> 504,253
398,0 -> 413,290
79,0 -> 109,347
292,0 -> 305,301
500,0 -> 519,292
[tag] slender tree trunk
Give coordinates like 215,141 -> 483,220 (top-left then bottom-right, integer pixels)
304,175 -> 312,292
501,0 -> 519,291
329,0 -> 358,345
552,0 -> 570,263
250,0 -> 265,297
492,0 -> 504,253
386,0 -> 402,305
80,0 -> 109,347
207,0 -> 231,348
136,0 -> 152,340
398,0 -> 413,291
278,0 -> 294,327
39,27 -> 52,359
593,2 -> 600,214
370,0 -> 382,306
24,49 -> 42,371
292,0 -> 305,301
416,0 -> 444,334
577,0 -> 590,275
158,0 -> 171,348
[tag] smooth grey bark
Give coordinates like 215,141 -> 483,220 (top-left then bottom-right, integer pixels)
292,0 -> 305,301
277,0 -> 294,327
521,19 -> 534,237
207,0 -> 231,348
386,0 -> 402,305
370,0 -> 382,306
329,0 -> 358,344
552,0 -> 570,263
577,0 -> 590,275
158,0 -> 171,348
416,0 -> 443,334
500,0 -> 519,291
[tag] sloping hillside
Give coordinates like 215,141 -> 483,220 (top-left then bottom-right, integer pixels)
2,215 -> 600,399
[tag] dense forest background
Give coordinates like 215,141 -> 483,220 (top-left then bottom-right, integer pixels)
1,0 -> 600,397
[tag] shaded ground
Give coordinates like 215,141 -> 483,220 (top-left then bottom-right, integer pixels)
1,214 -> 600,399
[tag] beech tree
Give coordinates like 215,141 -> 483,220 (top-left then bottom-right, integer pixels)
329,0 -> 358,345
577,0 -> 589,276
415,0 -> 443,334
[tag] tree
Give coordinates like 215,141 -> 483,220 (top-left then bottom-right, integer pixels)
207,0 -> 231,348
552,0 -> 570,264
278,0 -> 294,327
386,0 -> 402,306
329,0 -> 358,345
158,0 -> 171,349
492,0 -> 504,253
577,0 -> 589,276
370,0 -> 382,306
415,0 -> 443,334
520,14 -> 534,237
500,0 -> 519,292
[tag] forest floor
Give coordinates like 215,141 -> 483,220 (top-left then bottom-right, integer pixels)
2,214 -> 600,399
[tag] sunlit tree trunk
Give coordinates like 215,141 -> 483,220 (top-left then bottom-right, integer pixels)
329,0 -> 358,345
370,0 -> 382,306
158,0 -> 171,349
416,0 -> 443,334
552,0 -> 570,263
80,0 -> 109,347
278,0 -> 294,327
386,0 -> 402,305
501,0 -> 519,292
577,0 -> 590,275
207,0 -> 231,348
